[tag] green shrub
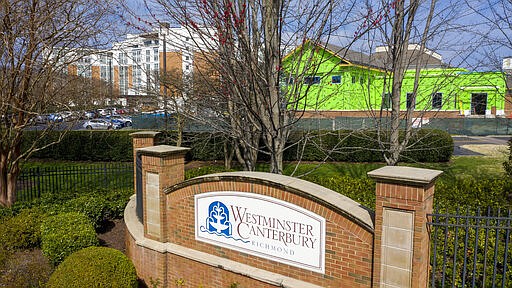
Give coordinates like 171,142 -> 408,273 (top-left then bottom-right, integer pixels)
400,129 -> 453,162
102,188 -> 135,219
22,130 -> 134,161
47,246 -> 138,288
22,128 -> 452,163
41,212 -> 99,266
285,129 -> 452,163
59,189 -> 133,229
504,137 -> 512,177
61,196 -> 109,229
435,178 -> 512,210
0,208 -> 46,251
301,174 -> 376,209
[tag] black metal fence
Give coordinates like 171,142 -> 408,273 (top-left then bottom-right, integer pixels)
428,207 -> 512,287
16,162 -> 133,202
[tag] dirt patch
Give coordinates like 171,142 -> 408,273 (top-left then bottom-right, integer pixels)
97,218 -> 126,253
460,144 -> 508,157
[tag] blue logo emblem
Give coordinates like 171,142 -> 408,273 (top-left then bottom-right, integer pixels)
200,201 -> 248,243
203,201 -> 232,236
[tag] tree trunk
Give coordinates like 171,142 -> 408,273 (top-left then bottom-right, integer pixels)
223,139 -> 234,170
0,151 -> 18,207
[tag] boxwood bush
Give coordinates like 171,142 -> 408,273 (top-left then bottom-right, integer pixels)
41,212 -> 99,266
47,246 -> 138,288
0,208 -> 46,251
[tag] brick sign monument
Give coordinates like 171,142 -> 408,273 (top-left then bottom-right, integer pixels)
126,132 -> 442,287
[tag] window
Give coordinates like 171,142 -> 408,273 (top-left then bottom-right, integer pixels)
406,93 -> 415,110
304,76 -> 321,85
100,66 -> 110,82
119,66 -> 128,95
145,50 -> 151,63
432,93 -> 442,109
77,65 -> 91,78
331,75 -> 341,84
132,49 -> 141,64
382,93 -> 391,110
132,65 -> 142,94
119,53 -> 127,65
351,75 -> 356,84
153,48 -> 159,62
146,64 -> 151,90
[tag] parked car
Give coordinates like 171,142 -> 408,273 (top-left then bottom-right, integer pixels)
82,119 -> 121,130
105,115 -> 132,127
47,113 -> 63,123
33,114 -> 50,124
84,111 -> 97,119
97,107 -> 117,116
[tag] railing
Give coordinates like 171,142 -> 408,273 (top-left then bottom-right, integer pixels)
16,162 -> 133,202
428,207 -> 512,287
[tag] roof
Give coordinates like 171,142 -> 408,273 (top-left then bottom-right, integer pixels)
371,44 -> 448,70
297,41 -> 448,71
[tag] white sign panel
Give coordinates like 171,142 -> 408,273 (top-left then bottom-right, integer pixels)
195,192 -> 325,273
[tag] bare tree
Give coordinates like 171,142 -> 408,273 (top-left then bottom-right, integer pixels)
353,0 -> 467,166
138,0 -> 355,173
0,0 -> 116,207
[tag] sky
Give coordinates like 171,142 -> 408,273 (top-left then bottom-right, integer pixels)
122,0 -> 512,71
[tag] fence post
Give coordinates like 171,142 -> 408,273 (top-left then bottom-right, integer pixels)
368,166 -> 443,288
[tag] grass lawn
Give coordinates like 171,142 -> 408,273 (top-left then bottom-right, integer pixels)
277,154 -> 507,181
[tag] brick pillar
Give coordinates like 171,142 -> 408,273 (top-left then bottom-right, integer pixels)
137,145 -> 189,242
130,131 -> 161,191
368,166 -> 442,288
130,131 -> 161,161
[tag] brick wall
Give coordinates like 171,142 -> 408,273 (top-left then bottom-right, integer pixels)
125,138 -> 440,287
161,176 -> 374,287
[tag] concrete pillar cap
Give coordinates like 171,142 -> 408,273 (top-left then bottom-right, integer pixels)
368,166 -> 443,185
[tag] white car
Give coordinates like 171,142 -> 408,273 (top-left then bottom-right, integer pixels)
82,119 -> 121,130
105,115 -> 132,126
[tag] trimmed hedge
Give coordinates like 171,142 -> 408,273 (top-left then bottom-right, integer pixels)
22,130 -> 134,161
47,246 -> 138,288
23,128 -> 453,163
41,212 -> 99,266
284,129 -> 453,163
0,208 -> 46,251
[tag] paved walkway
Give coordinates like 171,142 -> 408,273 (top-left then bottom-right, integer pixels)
452,136 -> 510,156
